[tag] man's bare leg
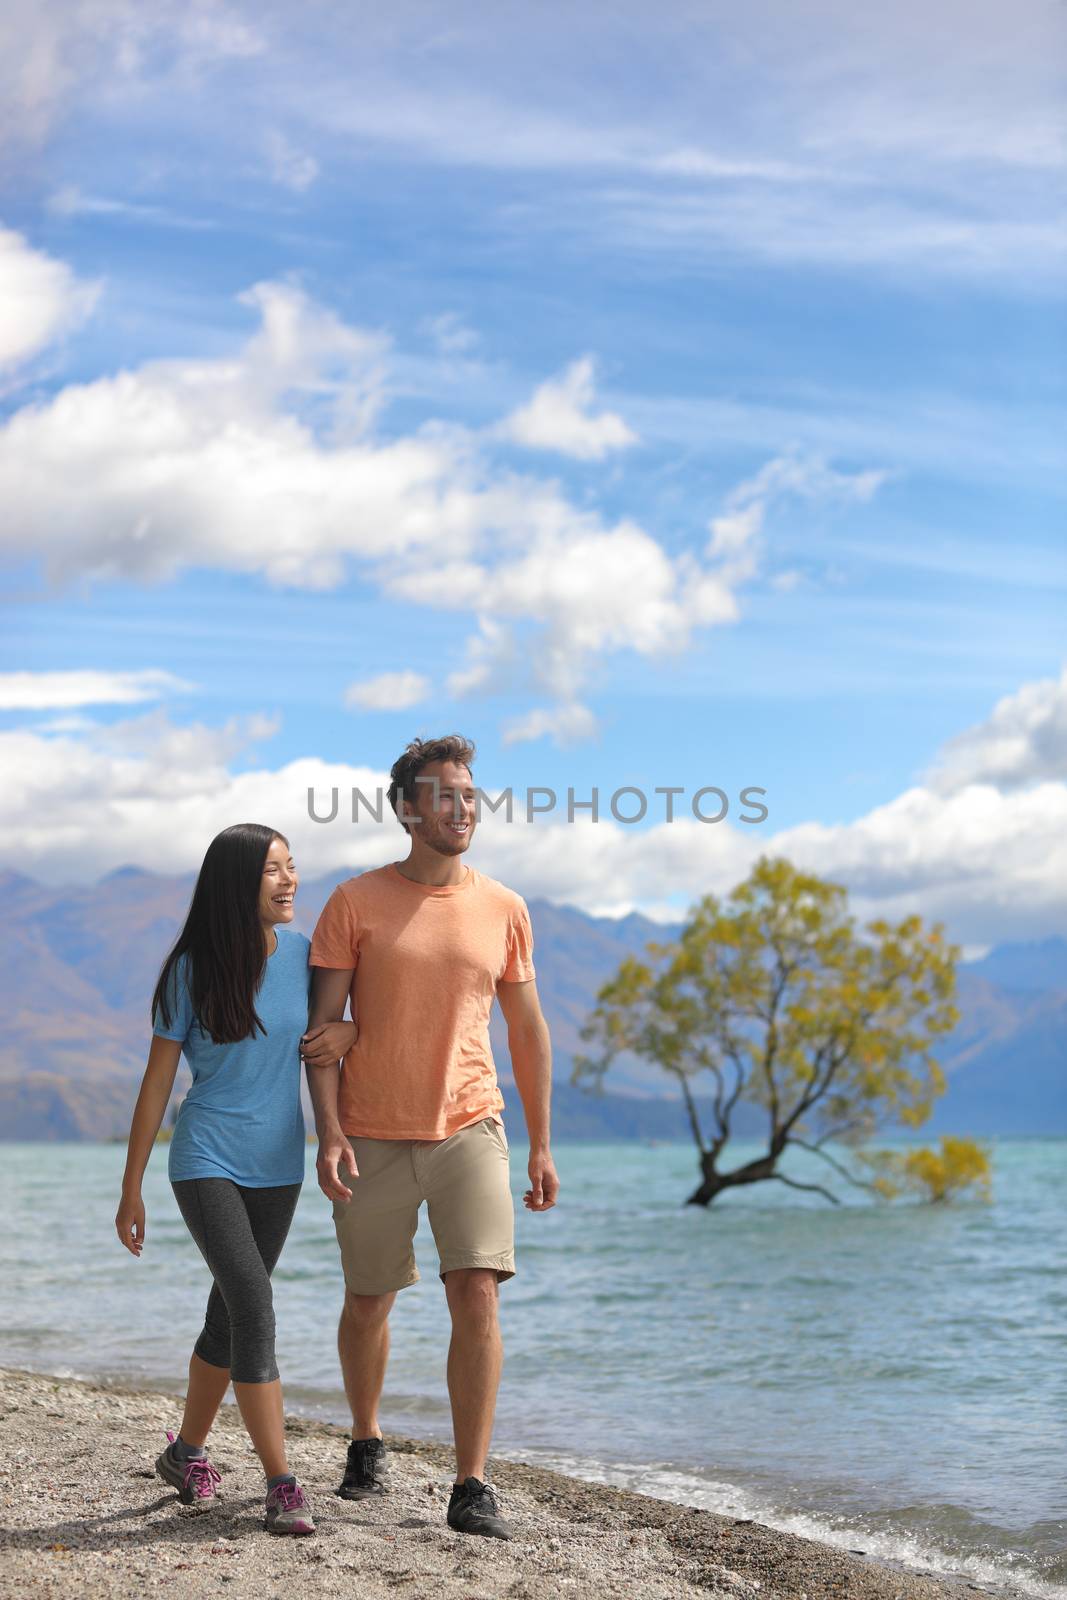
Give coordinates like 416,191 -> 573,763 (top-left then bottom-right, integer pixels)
338,1290 -> 395,1439
443,1268 -> 502,1482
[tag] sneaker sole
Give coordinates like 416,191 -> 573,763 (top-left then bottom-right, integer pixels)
265,1520 -> 316,1535
448,1520 -> 512,1540
154,1465 -> 214,1510
155,1456 -> 219,1510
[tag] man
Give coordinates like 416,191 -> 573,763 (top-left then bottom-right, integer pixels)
301,733 -> 559,1541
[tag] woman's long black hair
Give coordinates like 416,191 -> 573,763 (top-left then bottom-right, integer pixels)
152,823 -> 290,1045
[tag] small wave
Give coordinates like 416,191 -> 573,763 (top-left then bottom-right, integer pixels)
505,1448 -> 1067,1600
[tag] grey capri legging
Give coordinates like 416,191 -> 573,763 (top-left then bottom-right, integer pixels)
171,1177 -> 301,1384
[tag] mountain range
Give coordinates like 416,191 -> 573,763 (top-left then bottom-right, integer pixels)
0,866 -> 1063,1142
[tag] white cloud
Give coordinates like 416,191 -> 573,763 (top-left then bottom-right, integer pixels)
423,312 -> 479,356
4,691 -> 1066,948
344,671 -> 430,711
265,129 -> 319,191
501,357 -> 638,461
236,280 -> 390,425
770,569 -> 805,593
30,714 -> 99,735
923,665 -> 1067,794
769,780 -> 1067,947
5,2 -> 1060,284
445,617 -> 518,699
0,227 -> 100,371
400,448 -> 883,715
46,186 -> 216,231
0,668 -> 192,710
649,147 -> 818,183
707,449 -> 890,583
585,180 -> 1066,283
0,714 -> 358,884
390,519 -> 741,704
0,0 -> 263,149
610,374 -> 1060,498
99,707 -> 279,778
260,2 -> 1062,282
0,281 -> 442,589
501,703 -> 598,747
5,282 -> 836,734
286,2 -> 1062,185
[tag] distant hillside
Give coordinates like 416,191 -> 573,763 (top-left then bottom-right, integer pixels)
0,866 -> 1062,1141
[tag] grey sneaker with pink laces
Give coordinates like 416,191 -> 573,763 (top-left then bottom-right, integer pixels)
155,1430 -> 222,1509
264,1477 -> 315,1535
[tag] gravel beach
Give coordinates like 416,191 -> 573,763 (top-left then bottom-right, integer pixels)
0,1369 -> 999,1600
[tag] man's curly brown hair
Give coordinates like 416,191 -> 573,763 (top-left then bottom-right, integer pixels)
387,734 -> 476,827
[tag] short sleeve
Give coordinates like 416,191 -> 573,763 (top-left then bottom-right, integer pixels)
311,885 -> 360,969
153,956 -> 194,1043
501,897 -> 535,983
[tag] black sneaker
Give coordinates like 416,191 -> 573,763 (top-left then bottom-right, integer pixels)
336,1436 -> 389,1499
447,1476 -> 511,1540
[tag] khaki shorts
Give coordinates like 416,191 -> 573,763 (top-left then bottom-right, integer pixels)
332,1114 -> 515,1295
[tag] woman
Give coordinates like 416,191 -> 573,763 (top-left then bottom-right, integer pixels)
115,824 -> 353,1536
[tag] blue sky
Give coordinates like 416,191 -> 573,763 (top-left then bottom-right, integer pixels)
1,0 -> 1065,949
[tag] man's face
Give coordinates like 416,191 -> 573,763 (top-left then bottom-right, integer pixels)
410,759 -> 476,857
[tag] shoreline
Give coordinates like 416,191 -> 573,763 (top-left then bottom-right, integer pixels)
0,1368 -> 1011,1600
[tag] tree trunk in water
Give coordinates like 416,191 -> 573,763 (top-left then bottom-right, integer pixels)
686,1153 -> 733,1205
685,1150 -> 780,1206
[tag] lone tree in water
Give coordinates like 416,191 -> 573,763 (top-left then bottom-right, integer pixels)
574,855 -> 972,1208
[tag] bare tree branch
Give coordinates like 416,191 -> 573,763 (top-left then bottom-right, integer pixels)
768,1172 -> 841,1205
761,950 -> 793,1135
669,1068 -> 708,1155
787,1136 -> 880,1193
812,1118 -> 868,1146
693,1044 -> 728,1136
716,1021 -> 750,1123
778,1029 -> 853,1138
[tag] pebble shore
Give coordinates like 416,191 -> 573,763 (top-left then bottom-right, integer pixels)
0,1369 -> 999,1600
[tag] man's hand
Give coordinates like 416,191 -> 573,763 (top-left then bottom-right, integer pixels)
496,977 -> 554,1206
317,1132 -> 359,1202
524,1148 -> 559,1212
301,1020 -> 358,1068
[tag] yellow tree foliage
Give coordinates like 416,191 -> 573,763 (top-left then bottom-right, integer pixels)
857,1136 -> 992,1203
574,854 -> 971,1207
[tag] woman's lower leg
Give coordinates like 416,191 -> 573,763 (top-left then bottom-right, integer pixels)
178,1352 -> 231,1448
232,1377 -> 289,1480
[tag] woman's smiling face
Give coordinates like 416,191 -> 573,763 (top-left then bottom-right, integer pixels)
259,836 -> 298,928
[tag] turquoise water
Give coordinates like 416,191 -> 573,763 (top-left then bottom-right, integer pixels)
1,1139 -> 1064,1597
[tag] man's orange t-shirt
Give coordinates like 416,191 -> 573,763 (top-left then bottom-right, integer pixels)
309,863 -> 535,1140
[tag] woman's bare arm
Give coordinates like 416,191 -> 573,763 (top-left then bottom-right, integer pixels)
115,1035 -> 182,1256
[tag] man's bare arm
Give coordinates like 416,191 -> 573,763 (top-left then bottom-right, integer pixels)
305,966 -> 359,1201
496,977 -> 559,1212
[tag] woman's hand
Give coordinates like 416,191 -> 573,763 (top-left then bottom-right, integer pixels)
119,1036 -> 180,1243
301,1020 -> 358,1068
115,1190 -> 146,1256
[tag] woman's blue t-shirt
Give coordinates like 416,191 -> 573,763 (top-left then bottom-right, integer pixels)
153,928 -> 311,1186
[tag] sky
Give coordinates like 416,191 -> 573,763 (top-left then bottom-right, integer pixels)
1,0 -> 1064,953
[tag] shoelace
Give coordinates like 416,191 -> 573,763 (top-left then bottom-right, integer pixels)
182,1457 -> 222,1498
271,1482 -> 306,1510
467,1480 -> 500,1513
350,1441 -> 385,1484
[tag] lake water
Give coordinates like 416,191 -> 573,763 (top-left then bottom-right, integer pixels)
2,1138 -> 1064,1598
